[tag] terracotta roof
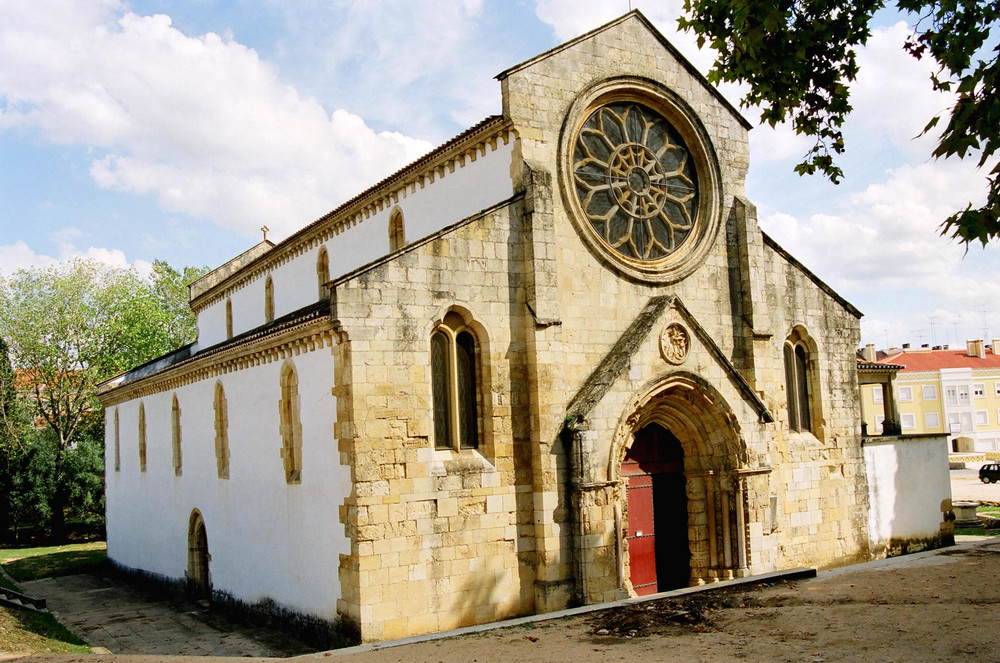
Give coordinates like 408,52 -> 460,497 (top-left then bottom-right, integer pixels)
877,348 -> 1000,371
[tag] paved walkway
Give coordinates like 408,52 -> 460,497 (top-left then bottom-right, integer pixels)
20,573 -> 313,658
950,463 -> 1000,502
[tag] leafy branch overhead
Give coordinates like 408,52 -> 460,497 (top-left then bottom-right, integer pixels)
679,0 -> 999,245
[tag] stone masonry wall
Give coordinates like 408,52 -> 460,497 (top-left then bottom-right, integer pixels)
331,202 -> 537,642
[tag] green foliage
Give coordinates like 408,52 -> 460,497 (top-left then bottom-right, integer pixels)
0,258 -> 203,541
679,0 -> 1000,245
151,260 -> 210,348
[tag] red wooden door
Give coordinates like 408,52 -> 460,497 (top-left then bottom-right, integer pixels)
626,474 -> 657,595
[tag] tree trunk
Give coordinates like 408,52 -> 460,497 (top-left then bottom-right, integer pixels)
50,443 -> 67,542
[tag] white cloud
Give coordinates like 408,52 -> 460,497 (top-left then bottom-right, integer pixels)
264,0 -> 500,138
851,21 -> 953,153
759,158 -> 999,346
0,0 -> 433,242
0,240 -> 153,278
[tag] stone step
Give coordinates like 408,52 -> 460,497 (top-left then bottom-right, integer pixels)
0,586 -> 48,613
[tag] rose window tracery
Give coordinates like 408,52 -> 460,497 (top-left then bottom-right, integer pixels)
572,102 -> 699,261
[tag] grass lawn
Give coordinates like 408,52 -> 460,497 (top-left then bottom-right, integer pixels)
954,504 -> 1000,537
1,541 -> 107,582
0,541 -> 106,655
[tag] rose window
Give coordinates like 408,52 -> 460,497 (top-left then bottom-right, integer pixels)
572,102 -> 699,261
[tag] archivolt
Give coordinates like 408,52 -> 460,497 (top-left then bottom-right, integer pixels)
610,371 -> 747,479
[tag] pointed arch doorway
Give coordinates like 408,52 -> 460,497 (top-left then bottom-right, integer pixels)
622,422 -> 689,595
614,374 -> 752,595
187,510 -> 211,599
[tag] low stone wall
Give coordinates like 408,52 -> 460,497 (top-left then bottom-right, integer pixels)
865,434 -> 953,557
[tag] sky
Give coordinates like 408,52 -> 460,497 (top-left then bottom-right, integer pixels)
0,0 -> 997,350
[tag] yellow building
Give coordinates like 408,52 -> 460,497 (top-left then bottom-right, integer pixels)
860,340 -> 1000,452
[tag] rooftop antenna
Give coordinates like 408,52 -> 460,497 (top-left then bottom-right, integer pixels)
929,315 -> 938,346
261,225 -> 270,242
982,306 -> 990,340
910,329 -> 926,345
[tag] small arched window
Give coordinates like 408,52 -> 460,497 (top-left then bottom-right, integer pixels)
317,246 -> 330,299
279,361 -> 303,483
113,407 -> 120,472
264,275 -> 275,323
431,312 -> 480,450
225,298 -> 233,339
214,382 -> 230,479
171,393 -> 182,476
784,329 -> 814,433
389,208 -> 406,252
138,401 -> 147,473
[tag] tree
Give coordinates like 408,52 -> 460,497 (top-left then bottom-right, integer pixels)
0,335 -> 28,540
150,260 -> 210,348
679,0 -> 999,245
0,259 -> 198,539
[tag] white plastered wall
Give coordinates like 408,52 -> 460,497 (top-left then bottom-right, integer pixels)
864,435 -> 951,552
194,139 -> 515,348
105,345 -> 349,619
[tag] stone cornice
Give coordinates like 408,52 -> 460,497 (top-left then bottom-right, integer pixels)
98,316 -> 335,407
190,117 -> 516,314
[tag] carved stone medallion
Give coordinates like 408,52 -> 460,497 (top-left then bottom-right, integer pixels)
660,322 -> 690,365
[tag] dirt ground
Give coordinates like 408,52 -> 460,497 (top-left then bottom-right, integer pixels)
9,537 -> 1000,663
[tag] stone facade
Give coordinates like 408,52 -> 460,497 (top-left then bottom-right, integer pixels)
100,11 -> 873,645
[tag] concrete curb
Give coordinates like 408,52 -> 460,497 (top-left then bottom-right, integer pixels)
296,566 -> 817,659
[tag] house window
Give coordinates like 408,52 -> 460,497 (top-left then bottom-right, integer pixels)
279,361 -> 302,483
874,414 -> 885,433
138,401 -> 147,472
925,412 -> 940,429
264,275 -> 275,323
113,407 -> 120,472
783,330 -> 815,433
225,298 -> 233,339
872,385 -> 883,404
317,246 -> 330,299
973,383 -> 985,398
946,386 -> 958,406
214,382 -> 230,480
389,208 -> 406,252
948,412 -> 962,432
898,386 -> 913,402
922,385 -> 937,401
900,413 -> 915,430
171,394 -> 182,476
958,385 -> 971,405
995,382 -> 1000,398
431,312 -> 480,450
976,410 -> 989,426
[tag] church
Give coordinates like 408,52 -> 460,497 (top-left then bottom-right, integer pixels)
99,12 -> 877,644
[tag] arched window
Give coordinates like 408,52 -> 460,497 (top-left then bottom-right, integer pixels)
225,298 -> 233,339
784,329 -> 814,433
264,275 -> 274,323
214,382 -> 230,479
279,361 -> 302,483
316,246 -> 330,299
171,394 -> 182,476
389,208 -> 406,252
113,407 -> 120,472
138,401 -> 147,472
431,312 -> 480,450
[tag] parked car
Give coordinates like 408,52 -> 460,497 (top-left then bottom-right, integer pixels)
979,463 -> 1000,483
